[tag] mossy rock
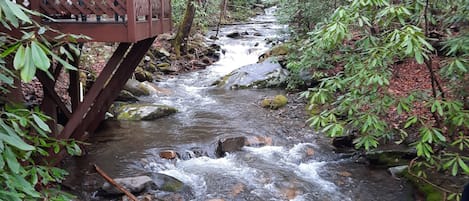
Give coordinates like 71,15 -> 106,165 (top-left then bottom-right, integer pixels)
365,149 -> 416,167
261,95 -> 288,110
157,62 -> 177,73
270,44 -> 289,56
144,62 -> 157,73
152,173 -> 191,193
259,44 -> 290,63
114,103 -> 177,121
116,90 -> 139,102
401,171 -> 443,201
134,68 -> 153,82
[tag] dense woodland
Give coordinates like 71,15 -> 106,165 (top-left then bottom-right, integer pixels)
0,0 -> 468,200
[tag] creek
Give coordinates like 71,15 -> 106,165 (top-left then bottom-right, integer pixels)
64,7 -> 415,201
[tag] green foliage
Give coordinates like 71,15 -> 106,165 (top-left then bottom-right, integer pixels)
0,105 -> 81,201
0,1 -> 83,200
171,0 -> 225,29
277,0 -> 345,35
287,0 -> 469,196
171,0 -> 265,30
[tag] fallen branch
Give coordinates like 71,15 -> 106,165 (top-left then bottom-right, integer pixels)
94,164 -> 139,201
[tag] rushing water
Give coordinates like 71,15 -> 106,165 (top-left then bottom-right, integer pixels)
64,7 -> 415,201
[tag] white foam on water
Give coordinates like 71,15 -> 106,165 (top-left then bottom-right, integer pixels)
295,161 -> 336,191
244,144 -> 350,200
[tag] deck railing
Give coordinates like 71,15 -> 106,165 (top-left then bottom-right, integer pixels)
17,0 -> 172,42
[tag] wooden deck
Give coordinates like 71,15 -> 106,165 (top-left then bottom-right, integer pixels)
27,0 -> 172,42
6,1 -> 173,164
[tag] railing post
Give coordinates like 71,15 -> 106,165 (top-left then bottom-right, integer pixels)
160,0 -> 164,32
169,0 -> 172,31
127,0 -> 137,42
148,0 -> 152,36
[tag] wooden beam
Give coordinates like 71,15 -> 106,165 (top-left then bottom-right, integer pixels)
58,43 -> 131,140
74,37 -> 156,139
69,46 -> 82,111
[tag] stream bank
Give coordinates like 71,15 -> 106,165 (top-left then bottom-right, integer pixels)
62,7 -> 416,201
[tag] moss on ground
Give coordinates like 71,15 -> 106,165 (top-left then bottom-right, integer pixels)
401,171 -> 443,201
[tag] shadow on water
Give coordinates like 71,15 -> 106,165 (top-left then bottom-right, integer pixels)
63,7 -> 415,201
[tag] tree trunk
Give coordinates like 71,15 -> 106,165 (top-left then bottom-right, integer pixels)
173,0 -> 196,58
216,0 -> 228,37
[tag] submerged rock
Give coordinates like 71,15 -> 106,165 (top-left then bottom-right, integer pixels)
215,136 -> 246,157
226,32 -> 242,39
111,103 -> 177,121
152,173 -> 194,200
214,58 -> 289,89
102,176 -> 153,195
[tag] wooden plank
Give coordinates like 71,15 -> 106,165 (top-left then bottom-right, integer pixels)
58,43 -> 131,140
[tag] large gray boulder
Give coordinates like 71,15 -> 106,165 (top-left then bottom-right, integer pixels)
111,103 -> 177,121
102,176 -> 153,195
214,58 -> 289,89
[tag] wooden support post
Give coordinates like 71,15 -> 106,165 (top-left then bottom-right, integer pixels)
39,71 -> 58,137
69,69 -> 80,111
37,64 -> 69,137
58,43 -> 131,140
76,37 -> 156,139
69,46 -> 82,112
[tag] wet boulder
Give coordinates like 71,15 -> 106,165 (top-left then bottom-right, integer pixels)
214,58 -> 289,89
102,176 -> 153,195
215,136 -> 246,157
226,32 -> 242,39
134,67 -> 153,82
111,103 -> 177,121
159,150 -> 178,160
116,90 -> 139,102
124,79 -> 151,96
